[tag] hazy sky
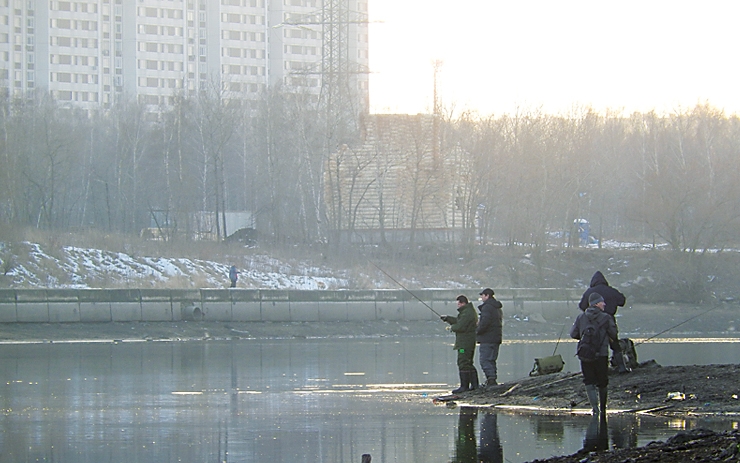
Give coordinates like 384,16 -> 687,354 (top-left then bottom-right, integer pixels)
368,1 -> 739,116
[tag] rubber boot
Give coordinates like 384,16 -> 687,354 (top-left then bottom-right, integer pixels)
585,384 -> 600,415
469,369 -> 479,391
613,350 -> 630,374
452,370 -> 470,394
599,387 -> 608,417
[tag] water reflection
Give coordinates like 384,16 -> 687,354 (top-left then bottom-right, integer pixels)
478,412 -> 503,463
582,415 -> 609,453
0,338 -> 738,462
454,407 -> 478,462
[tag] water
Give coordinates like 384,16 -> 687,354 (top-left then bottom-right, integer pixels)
0,336 -> 737,462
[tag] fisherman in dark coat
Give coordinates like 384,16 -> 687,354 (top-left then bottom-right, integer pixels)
579,270 -> 628,373
476,288 -> 503,388
571,292 -> 617,416
441,295 -> 479,393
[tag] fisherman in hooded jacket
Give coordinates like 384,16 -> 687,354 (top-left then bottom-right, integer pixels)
571,292 -> 617,416
579,270 -> 628,373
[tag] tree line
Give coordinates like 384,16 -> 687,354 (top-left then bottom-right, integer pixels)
1,86 -> 738,253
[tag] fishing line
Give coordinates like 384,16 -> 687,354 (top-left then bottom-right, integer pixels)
365,259 -> 443,318
634,298 -> 723,346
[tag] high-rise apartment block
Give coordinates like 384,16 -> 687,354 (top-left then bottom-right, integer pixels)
0,0 -> 369,111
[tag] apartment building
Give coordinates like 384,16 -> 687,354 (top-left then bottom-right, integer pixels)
0,0 -> 369,111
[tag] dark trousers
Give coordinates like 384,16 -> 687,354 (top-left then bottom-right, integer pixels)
581,356 -> 609,388
456,347 -> 475,371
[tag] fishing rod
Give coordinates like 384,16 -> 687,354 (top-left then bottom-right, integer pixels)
552,324 -> 567,356
366,259 -> 443,318
634,297 -> 723,346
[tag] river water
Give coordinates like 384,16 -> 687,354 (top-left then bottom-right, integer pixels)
0,336 -> 737,462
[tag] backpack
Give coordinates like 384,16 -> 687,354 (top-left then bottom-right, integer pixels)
576,316 -> 606,363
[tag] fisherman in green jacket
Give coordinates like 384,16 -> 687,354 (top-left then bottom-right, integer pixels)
441,295 -> 480,393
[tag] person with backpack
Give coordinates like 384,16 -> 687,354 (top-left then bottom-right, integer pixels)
579,270 -> 629,373
570,292 -> 617,416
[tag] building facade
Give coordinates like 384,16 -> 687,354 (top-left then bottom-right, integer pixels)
324,114 -> 478,243
0,0 -> 368,111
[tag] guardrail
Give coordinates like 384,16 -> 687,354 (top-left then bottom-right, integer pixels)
0,288 -> 583,323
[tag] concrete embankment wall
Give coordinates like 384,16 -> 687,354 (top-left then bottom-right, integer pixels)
0,289 -> 583,323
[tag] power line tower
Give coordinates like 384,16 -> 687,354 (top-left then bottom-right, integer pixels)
279,1 -> 369,145
319,0 -> 369,146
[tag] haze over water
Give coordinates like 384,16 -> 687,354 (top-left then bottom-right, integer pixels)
0,335 -> 737,462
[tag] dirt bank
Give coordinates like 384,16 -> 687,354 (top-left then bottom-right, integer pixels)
460,362 -> 740,416
527,428 -> 740,463
449,362 -> 740,463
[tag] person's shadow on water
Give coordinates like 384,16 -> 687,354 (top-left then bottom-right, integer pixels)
478,411 -> 503,463
452,408 -> 503,463
582,414 -> 609,453
453,407 -> 478,463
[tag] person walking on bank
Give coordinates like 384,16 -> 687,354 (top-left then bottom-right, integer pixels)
441,295 -> 479,394
229,265 -> 239,288
570,293 -> 617,416
477,288 -> 503,388
579,270 -> 628,373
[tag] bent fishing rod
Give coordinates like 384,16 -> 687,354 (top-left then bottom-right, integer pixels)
366,259 -> 443,318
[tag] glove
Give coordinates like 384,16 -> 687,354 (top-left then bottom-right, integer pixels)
440,315 -> 449,323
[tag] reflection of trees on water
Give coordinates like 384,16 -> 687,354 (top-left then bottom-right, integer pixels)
452,408 -> 502,463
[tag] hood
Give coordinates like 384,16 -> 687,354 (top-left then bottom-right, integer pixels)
479,298 -> 502,310
589,271 -> 608,288
584,306 -> 603,320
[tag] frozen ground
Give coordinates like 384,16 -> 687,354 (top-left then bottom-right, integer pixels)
0,241 -> 348,290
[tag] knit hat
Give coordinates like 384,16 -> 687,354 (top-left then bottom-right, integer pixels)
480,288 -> 495,297
588,293 -> 604,306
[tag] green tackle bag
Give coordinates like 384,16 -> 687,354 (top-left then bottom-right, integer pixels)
529,354 -> 565,376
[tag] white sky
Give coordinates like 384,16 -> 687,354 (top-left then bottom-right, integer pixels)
368,0 -> 740,116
